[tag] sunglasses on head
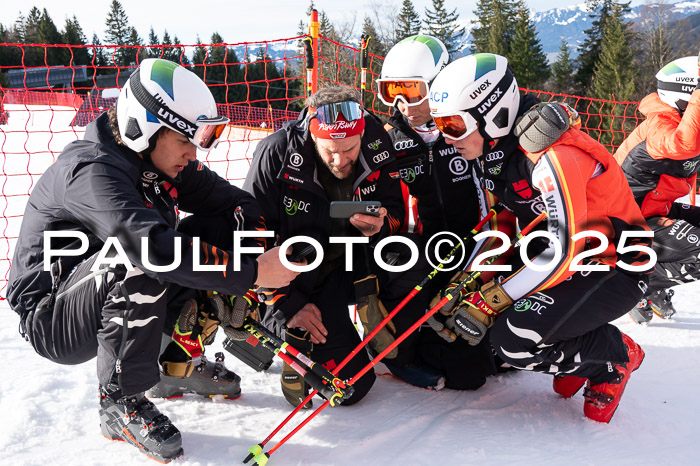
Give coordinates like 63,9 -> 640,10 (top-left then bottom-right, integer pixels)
310,100 -> 363,124
376,79 -> 430,107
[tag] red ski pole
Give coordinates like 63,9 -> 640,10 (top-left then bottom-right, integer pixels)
243,206 -> 503,463
251,210 -> 546,465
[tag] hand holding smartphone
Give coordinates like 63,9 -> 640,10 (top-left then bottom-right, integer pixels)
329,201 -> 382,218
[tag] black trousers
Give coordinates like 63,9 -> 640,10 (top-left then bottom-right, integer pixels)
489,268 -> 647,384
645,217 -> 700,294
24,214 -> 241,397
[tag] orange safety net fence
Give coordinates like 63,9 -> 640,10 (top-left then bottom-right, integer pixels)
0,36 -> 644,297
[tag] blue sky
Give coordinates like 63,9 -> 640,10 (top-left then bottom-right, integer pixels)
8,0 -> 647,45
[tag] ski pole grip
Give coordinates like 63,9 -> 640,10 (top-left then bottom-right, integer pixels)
303,36 -> 313,71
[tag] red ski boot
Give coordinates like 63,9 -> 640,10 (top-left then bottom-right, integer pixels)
583,333 -> 644,423
553,375 -> 586,398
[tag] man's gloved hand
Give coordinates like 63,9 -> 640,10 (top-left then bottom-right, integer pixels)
428,280 -> 513,346
280,327 -> 313,409
514,101 -> 580,153
428,270 -> 482,317
355,275 -> 398,359
214,290 -> 261,341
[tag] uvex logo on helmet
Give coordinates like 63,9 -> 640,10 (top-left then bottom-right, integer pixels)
476,88 -> 503,115
469,79 -> 492,100
154,94 -> 198,136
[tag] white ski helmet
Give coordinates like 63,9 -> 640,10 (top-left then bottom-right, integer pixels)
429,53 -> 519,140
116,58 -> 228,153
381,35 -> 449,82
656,56 -> 698,112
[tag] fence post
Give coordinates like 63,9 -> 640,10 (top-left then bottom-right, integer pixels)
308,9 -> 319,95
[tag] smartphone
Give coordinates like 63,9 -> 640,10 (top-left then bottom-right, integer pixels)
287,244 -> 315,262
329,201 -> 382,218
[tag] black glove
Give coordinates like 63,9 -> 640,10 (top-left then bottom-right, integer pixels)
514,102 -> 579,153
215,290 -> 261,341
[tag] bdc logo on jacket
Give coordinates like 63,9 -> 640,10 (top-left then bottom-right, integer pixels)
283,196 -> 311,216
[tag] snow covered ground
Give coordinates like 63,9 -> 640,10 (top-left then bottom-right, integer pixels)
1,294 -> 700,465
1,106 -> 700,465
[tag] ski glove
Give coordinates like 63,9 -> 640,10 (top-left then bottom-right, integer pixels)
428,270 -> 482,316
355,275 -> 398,359
428,280 -> 513,346
514,102 -> 580,153
217,290 -> 261,341
280,327 -> 313,409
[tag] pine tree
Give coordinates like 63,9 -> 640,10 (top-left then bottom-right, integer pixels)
508,1 -> 549,89
424,0 -> 465,55
395,0 -> 422,42
576,0 -> 630,94
90,33 -> 108,76
148,27 -> 161,58
161,30 -> 177,62
173,36 -> 190,66
191,35 -> 208,80
104,0 -> 132,66
591,5 -> 635,101
123,27 -> 143,66
470,0 -> 517,56
63,16 -> 91,67
590,3 -> 636,149
23,7 -> 43,66
38,9 -> 64,65
549,39 -> 575,94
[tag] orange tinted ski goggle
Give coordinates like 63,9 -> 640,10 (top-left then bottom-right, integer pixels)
376,79 -> 429,107
431,111 -> 479,141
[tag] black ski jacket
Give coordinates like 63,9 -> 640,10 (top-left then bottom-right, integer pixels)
243,108 -> 404,320
385,109 -> 481,238
8,112 -> 263,317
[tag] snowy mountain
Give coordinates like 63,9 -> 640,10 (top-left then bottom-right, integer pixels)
452,1 -> 700,62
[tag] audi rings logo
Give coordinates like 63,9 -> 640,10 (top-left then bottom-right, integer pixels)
290,153 -> 304,167
424,231 -> 466,272
394,139 -> 419,151
373,151 -> 390,164
482,178 -> 495,191
142,171 -> 158,180
485,151 -> 504,162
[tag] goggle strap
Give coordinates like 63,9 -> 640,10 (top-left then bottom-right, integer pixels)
129,68 -> 199,139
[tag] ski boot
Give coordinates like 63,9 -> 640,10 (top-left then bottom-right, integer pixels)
583,333 -> 645,423
553,374 -> 586,398
628,298 -> 653,324
648,288 -> 676,319
99,387 -> 183,462
147,351 -> 241,400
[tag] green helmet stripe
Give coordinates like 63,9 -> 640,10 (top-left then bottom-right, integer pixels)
473,54 -> 498,80
660,61 -> 686,76
397,34 -> 443,66
150,59 -> 178,99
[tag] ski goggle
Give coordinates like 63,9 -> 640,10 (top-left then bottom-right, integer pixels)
431,111 -> 479,141
376,79 -> 429,107
310,100 -> 363,124
191,115 -> 229,151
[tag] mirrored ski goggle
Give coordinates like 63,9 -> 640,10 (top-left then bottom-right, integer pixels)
192,115 -> 229,151
376,79 -> 429,107
310,100 -> 363,124
432,110 -> 479,141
